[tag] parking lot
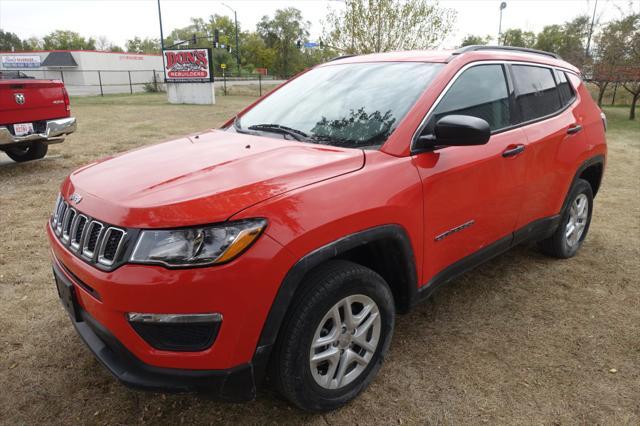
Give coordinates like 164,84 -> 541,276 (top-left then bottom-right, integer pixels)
0,94 -> 638,424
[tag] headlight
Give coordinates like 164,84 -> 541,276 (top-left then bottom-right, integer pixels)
130,219 -> 267,267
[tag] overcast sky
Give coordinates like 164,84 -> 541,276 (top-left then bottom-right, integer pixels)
0,0 -> 637,50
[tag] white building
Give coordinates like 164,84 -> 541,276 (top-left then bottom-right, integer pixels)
0,50 -> 164,96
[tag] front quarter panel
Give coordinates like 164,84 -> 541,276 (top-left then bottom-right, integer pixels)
229,150 -> 424,280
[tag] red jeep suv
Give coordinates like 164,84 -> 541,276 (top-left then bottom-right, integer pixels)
48,46 -> 606,412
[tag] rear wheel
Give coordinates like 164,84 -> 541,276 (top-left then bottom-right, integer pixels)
271,260 -> 395,412
4,142 -> 48,162
538,178 -> 593,258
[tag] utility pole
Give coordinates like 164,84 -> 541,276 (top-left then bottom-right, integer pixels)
498,2 -> 507,45
585,0 -> 598,58
222,2 -> 240,75
157,0 -> 166,80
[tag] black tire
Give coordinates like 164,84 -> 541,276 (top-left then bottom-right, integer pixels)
4,142 -> 48,162
538,178 -> 593,258
271,260 -> 395,412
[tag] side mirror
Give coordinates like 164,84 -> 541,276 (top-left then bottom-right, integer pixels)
414,115 -> 491,153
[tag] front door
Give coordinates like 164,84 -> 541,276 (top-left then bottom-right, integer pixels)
412,63 -> 529,285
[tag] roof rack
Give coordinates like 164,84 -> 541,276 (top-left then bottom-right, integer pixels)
449,45 -> 561,61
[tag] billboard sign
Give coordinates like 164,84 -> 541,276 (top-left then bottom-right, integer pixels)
1,55 -> 41,69
163,48 -> 213,82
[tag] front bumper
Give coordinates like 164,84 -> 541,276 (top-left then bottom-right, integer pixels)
47,220 -> 294,396
52,260 -> 256,398
0,117 -> 76,147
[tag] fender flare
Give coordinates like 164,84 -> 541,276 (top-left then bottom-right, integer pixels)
561,154 -> 605,214
250,224 -> 418,384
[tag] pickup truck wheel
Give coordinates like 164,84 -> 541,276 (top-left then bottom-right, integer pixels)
538,178 -> 593,258
271,260 -> 395,412
4,142 -> 48,162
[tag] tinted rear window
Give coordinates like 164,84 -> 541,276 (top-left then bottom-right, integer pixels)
556,70 -> 575,106
512,65 -> 561,122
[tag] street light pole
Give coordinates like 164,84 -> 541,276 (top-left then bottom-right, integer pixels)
157,0 -> 166,80
585,0 -> 598,58
498,2 -> 507,45
222,2 -> 240,75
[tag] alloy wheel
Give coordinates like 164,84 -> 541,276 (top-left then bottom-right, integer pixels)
309,294 -> 381,390
565,193 -> 589,247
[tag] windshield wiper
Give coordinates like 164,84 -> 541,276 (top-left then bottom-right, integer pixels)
246,123 -> 309,141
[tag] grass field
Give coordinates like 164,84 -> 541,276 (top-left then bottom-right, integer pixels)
0,94 -> 638,424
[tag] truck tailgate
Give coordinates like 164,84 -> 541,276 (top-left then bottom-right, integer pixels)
0,80 -> 69,125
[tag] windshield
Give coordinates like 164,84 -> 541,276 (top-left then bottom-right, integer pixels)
235,62 -> 443,149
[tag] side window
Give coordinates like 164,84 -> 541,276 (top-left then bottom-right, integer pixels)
556,70 -> 576,106
426,64 -> 511,133
512,65 -> 561,121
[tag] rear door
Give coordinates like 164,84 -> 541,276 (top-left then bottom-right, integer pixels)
413,63 -> 529,284
0,80 -> 67,125
509,65 -> 584,229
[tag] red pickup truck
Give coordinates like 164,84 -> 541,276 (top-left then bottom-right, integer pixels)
0,71 -> 76,162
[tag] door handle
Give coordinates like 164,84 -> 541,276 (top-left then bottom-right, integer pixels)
502,144 -> 525,158
567,124 -> 583,135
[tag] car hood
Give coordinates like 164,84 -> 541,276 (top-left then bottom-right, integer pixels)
62,130 -> 364,228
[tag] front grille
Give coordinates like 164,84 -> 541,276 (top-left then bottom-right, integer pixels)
51,195 -> 128,269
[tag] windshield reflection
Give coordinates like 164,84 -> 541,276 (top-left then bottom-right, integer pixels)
237,62 -> 443,150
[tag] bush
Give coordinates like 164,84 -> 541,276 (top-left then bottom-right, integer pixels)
143,82 -> 163,93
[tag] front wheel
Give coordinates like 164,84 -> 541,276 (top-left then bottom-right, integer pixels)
538,178 -> 593,258
271,260 -> 395,412
4,142 -> 48,162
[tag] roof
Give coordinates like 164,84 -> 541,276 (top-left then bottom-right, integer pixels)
41,51 -> 78,67
0,50 -> 161,57
323,48 -> 579,73
323,50 -> 452,65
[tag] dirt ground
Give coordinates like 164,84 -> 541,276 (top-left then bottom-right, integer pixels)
0,94 -> 638,425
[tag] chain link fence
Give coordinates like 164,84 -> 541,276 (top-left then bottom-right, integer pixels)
10,69 -> 286,97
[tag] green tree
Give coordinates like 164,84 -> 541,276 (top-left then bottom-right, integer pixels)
301,44 -> 339,68
22,37 -> 43,51
96,36 -> 123,52
460,34 -> 492,47
535,16 -> 589,67
257,7 -> 310,76
164,15 -> 238,72
501,28 -> 536,48
0,30 -> 24,51
593,13 -> 640,118
622,15 -> 640,119
125,37 -> 160,54
323,0 -> 456,54
42,30 -> 96,50
241,31 -> 277,72
165,15 -> 236,49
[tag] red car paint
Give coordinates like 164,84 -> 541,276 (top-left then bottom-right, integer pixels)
0,78 -> 70,124
47,49 -> 606,384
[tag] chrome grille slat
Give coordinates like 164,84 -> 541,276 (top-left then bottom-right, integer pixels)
51,194 -> 128,269
82,221 -> 104,259
61,208 -> 76,242
70,214 -> 88,251
55,202 -> 68,235
52,194 -> 63,226
98,227 -> 127,266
